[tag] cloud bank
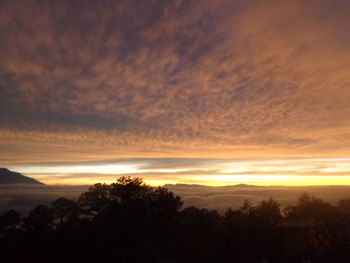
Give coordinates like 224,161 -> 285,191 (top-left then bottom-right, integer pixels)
0,0 -> 350,184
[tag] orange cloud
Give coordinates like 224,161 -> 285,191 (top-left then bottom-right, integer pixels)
0,0 -> 349,173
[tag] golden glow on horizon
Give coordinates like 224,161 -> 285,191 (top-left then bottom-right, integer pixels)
15,157 -> 350,186
30,174 -> 350,187
11,158 -> 350,186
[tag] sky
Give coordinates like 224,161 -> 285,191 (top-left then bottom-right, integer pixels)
1,0 -> 350,186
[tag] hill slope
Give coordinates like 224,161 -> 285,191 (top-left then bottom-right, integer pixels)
0,168 -> 44,185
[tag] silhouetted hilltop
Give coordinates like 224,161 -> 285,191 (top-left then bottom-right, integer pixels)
232,183 -> 256,187
164,183 -> 213,189
164,183 -> 257,189
0,168 -> 44,185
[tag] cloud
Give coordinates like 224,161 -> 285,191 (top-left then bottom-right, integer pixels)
0,0 -> 350,167
7,157 -> 350,186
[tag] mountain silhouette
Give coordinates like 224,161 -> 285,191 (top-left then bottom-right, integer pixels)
164,183 -> 256,189
0,168 -> 44,185
232,183 -> 256,187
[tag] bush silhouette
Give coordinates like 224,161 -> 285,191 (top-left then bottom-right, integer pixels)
1,177 -> 350,262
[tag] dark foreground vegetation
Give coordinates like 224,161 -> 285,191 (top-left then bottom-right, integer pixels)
1,177 -> 350,263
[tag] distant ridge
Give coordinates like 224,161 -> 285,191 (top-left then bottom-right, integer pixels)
164,183 -> 213,188
0,168 -> 44,185
232,183 -> 256,187
164,183 -> 256,188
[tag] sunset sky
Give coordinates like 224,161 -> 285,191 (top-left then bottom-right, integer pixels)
1,0 -> 350,185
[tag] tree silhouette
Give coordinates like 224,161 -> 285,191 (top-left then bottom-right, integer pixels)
24,204 -> 53,232
78,183 -> 110,217
253,198 -> 282,225
0,210 -> 21,230
109,176 -> 151,203
3,178 -> 350,262
52,197 -> 79,225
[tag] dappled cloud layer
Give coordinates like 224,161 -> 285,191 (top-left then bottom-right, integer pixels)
1,0 -> 350,184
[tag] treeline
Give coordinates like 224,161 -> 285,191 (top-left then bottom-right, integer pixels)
1,177 -> 350,263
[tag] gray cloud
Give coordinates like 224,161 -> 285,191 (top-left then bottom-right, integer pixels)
0,0 -> 350,166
